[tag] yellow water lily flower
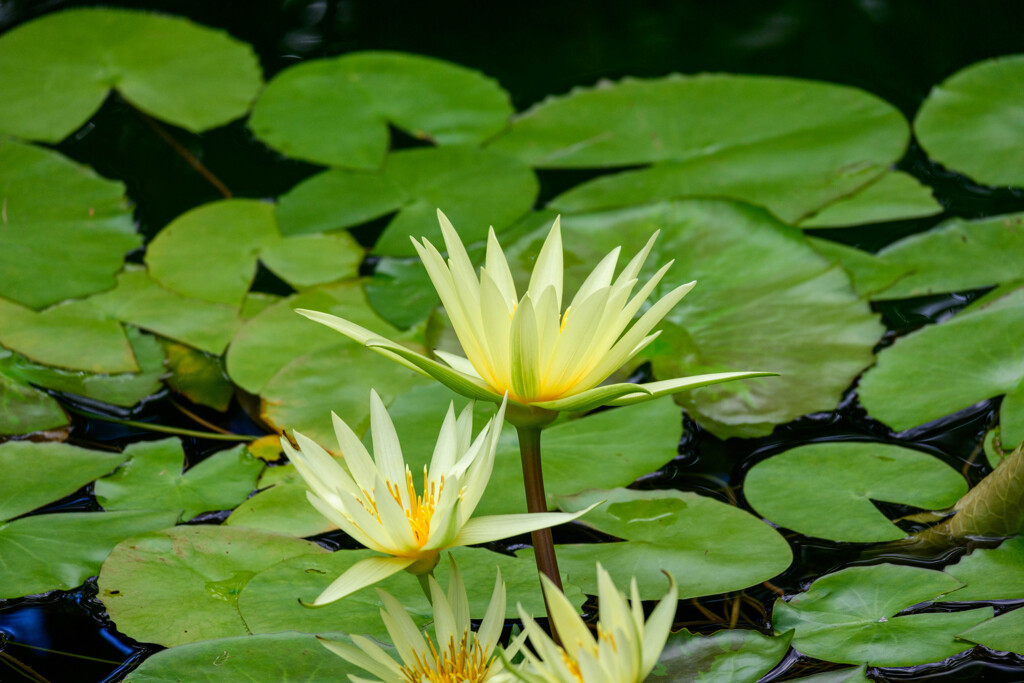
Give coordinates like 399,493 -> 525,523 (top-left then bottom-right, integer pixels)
512,564 -> 677,683
282,391 -> 594,605
297,211 -> 772,424
320,557 -> 523,683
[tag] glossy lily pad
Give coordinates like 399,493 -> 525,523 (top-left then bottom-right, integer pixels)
744,442 -> 968,542
914,55 -> 1024,188
550,488 -> 792,599
94,439 -> 263,522
798,171 -> 942,228
276,146 -> 538,257
944,536 -> 1024,601
491,74 -> 907,223
0,509 -> 178,599
957,608 -> 1024,654
859,284 -> 1024,433
773,564 -> 993,666
0,7 -> 262,142
0,139 -> 138,309
505,201 -> 883,438
98,525 -> 325,647
652,629 -> 792,682
249,51 -> 512,168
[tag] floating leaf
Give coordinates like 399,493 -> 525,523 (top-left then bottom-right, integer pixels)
0,371 -> 67,436
94,439 -> 263,522
0,509 -> 178,599
0,441 -> 125,521
225,468 -> 333,537
550,488 -> 791,599
773,564 -> 993,667
944,537 -> 1024,601
808,238 -> 911,297
957,608 -> 1024,654
249,51 -> 512,168
491,74 -> 907,223
0,8 -> 262,142
505,201 -> 882,438
914,55 -> 1024,188
787,666 -> 871,682
161,340 -> 233,411
744,442 -> 967,542
98,525 -> 324,647
0,139 -> 138,309
652,629 -> 792,682
859,285 -> 1024,433
276,146 -> 538,256
798,171 -> 942,228
364,257 -> 441,329
259,231 -> 364,288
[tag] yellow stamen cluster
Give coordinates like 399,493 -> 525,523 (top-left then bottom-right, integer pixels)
401,633 -> 494,683
385,466 -> 444,548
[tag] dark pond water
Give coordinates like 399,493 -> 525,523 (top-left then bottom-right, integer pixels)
2,1 -> 1024,681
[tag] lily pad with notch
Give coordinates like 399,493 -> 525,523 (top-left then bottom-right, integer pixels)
798,171 -> 942,228
651,629 -> 793,682
943,536 -> 1024,601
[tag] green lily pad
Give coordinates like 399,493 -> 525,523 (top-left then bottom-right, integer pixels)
225,468 -> 335,537
944,536 -> 1024,601
957,608 -> 1024,654
259,231 -> 364,288
94,439 -> 263,522
914,55 -> 1024,188
491,74 -> 907,224
787,666 -> 871,682
98,525 -> 325,647
0,139 -> 138,309
1003,382 -> 1024,451
808,238 -> 911,297
0,371 -> 68,436
364,257 -> 441,329
653,629 -> 792,682
859,284 -> 1024,433
773,564 -> 993,667
0,7 -> 261,142
506,201 -> 883,438
161,340 -> 233,411
0,441 -> 126,521
549,488 -> 792,600
249,51 -> 512,168
123,632 -> 360,683
276,146 -> 538,257
0,509 -> 178,599
744,442 -> 968,542
798,171 -> 942,228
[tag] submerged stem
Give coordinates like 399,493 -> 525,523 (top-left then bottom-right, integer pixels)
65,405 -> 256,442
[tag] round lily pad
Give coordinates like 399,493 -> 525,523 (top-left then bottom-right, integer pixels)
654,629 -> 792,683
798,171 -> 942,228
773,564 -> 993,667
0,371 -> 67,437
0,7 -> 262,142
744,442 -> 968,542
914,55 -> 1024,188
550,488 -> 792,600
944,536 -> 1024,601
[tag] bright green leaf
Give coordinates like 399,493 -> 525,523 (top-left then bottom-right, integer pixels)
944,537 -> 1024,601
957,607 -> 1024,654
0,371 -> 68,436
798,171 -> 942,228
161,339 -> 233,412
652,629 -> 792,683
260,232 -> 364,288
808,238 -> 911,297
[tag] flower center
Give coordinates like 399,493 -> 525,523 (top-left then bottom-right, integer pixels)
386,466 -> 444,548
400,633 -> 493,683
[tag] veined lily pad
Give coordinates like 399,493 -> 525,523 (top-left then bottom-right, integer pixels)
957,608 -> 1024,654
914,55 -> 1024,188
94,439 -> 263,522
0,139 -> 138,309
653,629 -> 792,683
0,8 -> 262,142
249,51 -> 512,168
98,525 -> 325,647
276,146 -> 538,257
944,536 -> 1024,601
858,284 -> 1024,433
744,442 -> 968,542
798,171 -> 942,228
773,564 -> 993,666
549,488 -> 792,599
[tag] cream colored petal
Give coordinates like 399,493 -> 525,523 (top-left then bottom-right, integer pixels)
510,295 -> 540,401
422,496 -> 462,550
531,382 -> 651,414
531,285 -> 561,381
434,349 -> 483,379
541,573 -> 595,660
317,636 -> 401,680
305,492 -> 389,554
478,268 -> 513,390
428,572 -> 459,655
378,588 -> 431,666
350,634 -> 407,677
436,209 -> 480,304
280,437 -> 345,507
476,568 -> 506,653
331,411 -> 378,494
526,216 -> 563,309
291,431 -> 361,500
312,555 -> 415,606
570,245 -> 620,308
367,340 -> 505,404
336,487 -> 396,548
543,285 -> 611,393
640,573 -> 678,676
427,402 -> 459,482
294,309 -> 427,377
604,371 -> 777,407
368,390 -> 406,495
614,230 -> 660,286
450,503 -> 597,546
485,226 -> 518,307
371,473 -> 419,553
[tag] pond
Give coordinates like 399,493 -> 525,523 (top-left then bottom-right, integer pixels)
1,1 -> 1023,682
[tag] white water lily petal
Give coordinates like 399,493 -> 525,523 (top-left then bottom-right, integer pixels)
369,390 -> 405,493
527,215 -> 564,310
485,227 -> 518,307
317,636 -> 402,680
452,503 -> 598,546
305,491 -> 389,554
542,573 -> 596,659
330,412 -> 377,494
312,555 -> 415,606
477,568 -> 506,652
379,588 -> 431,667
293,308 -> 426,375
510,294 -> 541,401
434,349 -> 483,378
605,371 -> 778,406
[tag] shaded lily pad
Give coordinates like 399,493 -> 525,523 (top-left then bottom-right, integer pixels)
944,536 -> 1024,601
773,564 -> 993,667
161,340 -> 233,411
0,441 -> 125,521
0,509 -> 178,599
858,284 -> 1024,433
652,629 -> 792,682
123,632 -> 360,683
550,488 -> 792,599
98,525 -> 325,647
94,439 -> 263,522
249,51 -> 512,168
506,201 -> 883,438
914,55 -> 1024,188
0,371 -> 67,436
798,171 -> 942,228
0,139 -> 138,309
491,74 -> 907,223
957,608 -> 1024,654
364,257 -> 441,329
744,442 -> 967,542
808,238 -> 911,297
788,666 -> 871,682
276,146 -> 538,257
0,7 -> 262,142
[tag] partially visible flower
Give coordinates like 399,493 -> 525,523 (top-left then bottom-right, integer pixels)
282,391 -> 594,605
512,564 -> 677,683
297,211 -> 772,424
320,557 -> 522,683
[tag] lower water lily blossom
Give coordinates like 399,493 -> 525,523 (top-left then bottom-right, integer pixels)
320,557 -> 523,683
282,391 -> 595,606
511,564 -> 677,683
297,210 -> 774,423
